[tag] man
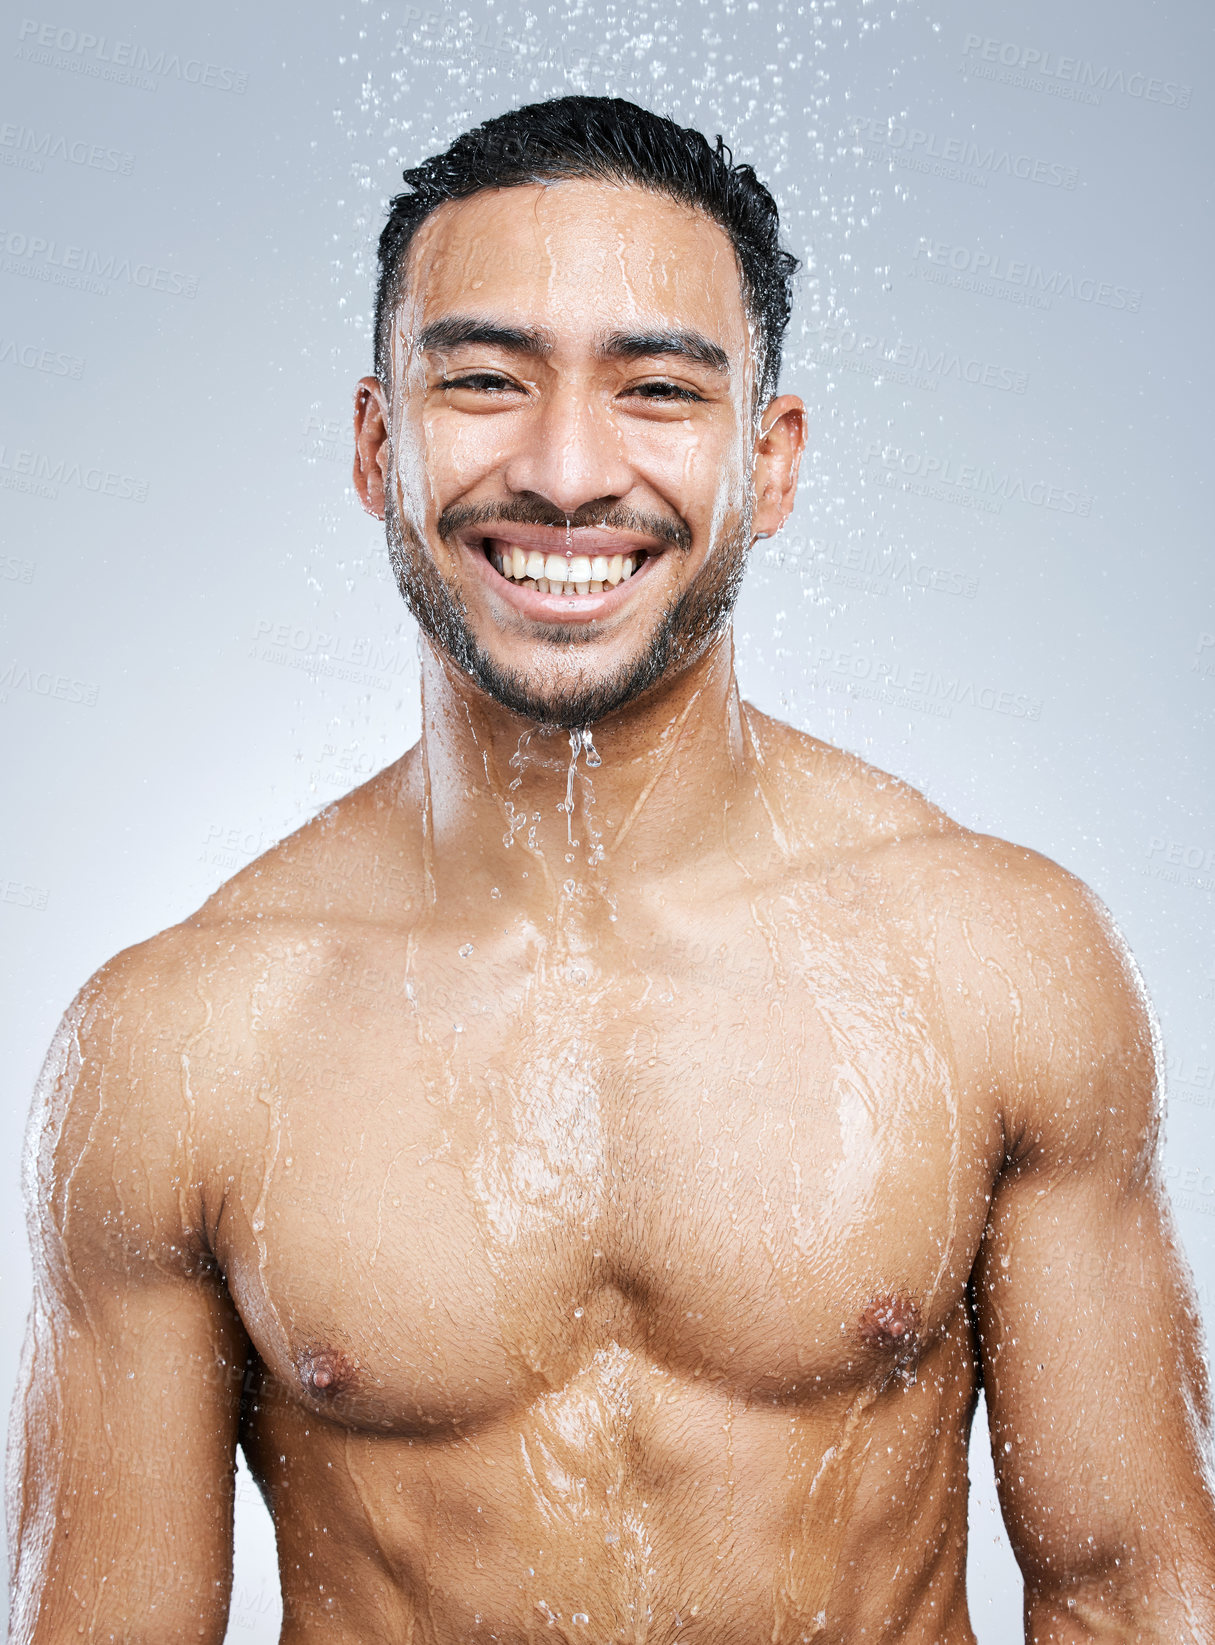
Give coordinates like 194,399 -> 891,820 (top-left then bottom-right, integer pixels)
9,94 -> 1215,1644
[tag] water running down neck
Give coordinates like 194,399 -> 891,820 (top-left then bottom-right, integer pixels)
564,727 -> 602,850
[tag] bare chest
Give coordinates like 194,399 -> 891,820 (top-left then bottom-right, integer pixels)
211,920 -> 1000,1430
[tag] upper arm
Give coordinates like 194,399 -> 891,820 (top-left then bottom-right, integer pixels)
968,856 -> 1215,1634
8,947 -> 250,1645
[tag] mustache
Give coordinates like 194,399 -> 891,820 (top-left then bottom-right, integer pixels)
435,498 -> 692,553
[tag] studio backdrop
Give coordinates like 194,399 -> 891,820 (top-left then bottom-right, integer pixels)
1,2 -> 1211,1639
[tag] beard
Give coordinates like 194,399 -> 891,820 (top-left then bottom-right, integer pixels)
384,488 -> 752,730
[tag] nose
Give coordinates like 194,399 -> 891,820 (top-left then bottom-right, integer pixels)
501,382 -> 634,515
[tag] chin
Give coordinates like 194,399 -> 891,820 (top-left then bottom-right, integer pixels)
465,616 -> 723,731
465,655 -> 659,730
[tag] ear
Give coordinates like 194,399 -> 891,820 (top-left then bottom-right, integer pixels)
353,376 -> 390,520
751,394 -> 806,541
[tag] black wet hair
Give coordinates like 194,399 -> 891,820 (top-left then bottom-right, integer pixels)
374,94 -> 799,403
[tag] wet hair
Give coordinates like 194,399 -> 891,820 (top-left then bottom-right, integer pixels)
374,94 -> 799,403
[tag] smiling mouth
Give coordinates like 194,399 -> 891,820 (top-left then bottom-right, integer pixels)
483,541 -> 643,597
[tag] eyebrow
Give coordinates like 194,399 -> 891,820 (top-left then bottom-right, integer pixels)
597,329 -> 730,375
416,317 -> 555,356
415,315 -> 730,375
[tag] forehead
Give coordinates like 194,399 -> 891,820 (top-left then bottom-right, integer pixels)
400,179 -> 751,357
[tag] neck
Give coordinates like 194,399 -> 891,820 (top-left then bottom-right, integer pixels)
405,631 -> 766,914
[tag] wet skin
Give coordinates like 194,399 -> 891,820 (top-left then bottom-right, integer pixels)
11,181 -> 1215,1645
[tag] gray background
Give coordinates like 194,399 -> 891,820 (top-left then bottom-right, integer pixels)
1,1 -> 1211,1638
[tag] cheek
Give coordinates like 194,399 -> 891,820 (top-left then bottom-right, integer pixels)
389,419 -> 435,531
398,401 -> 752,530
635,422 -> 749,526
419,410 -> 510,498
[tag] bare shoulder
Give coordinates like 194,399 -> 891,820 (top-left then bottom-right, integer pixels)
65,759 -> 426,1070
928,829 -> 1160,1166
749,708 -> 1157,1149
195,750 -> 425,930
30,757 -> 427,1256
743,706 -> 954,857
27,923 -> 236,1277
749,705 -> 1133,941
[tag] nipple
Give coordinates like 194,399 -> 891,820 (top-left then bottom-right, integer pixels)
858,1293 -> 922,1386
297,1348 -> 354,1398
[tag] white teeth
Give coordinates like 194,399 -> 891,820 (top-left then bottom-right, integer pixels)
493,543 -> 643,593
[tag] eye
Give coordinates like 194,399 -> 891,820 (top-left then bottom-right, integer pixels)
440,373 -> 521,394
626,381 -> 706,403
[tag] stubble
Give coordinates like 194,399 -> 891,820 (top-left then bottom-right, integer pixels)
384,491 -> 752,729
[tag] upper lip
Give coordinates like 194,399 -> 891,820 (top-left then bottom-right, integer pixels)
456,521 -> 670,557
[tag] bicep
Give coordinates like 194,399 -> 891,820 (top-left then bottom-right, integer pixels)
12,1264 -> 249,1645
975,1155 -> 1212,1570
9,957 -> 251,1645
952,848 -> 1215,1627
973,1132 -> 1215,1641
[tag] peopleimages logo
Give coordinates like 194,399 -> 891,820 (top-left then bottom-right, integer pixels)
1147,836 -> 1215,874
0,443 -> 149,503
853,117 -> 1079,190
0,335 -> 84,378
1143,835 -> 1215,894
1170,1054 -> 1215,1113
911,239 -> 1142,314
1,552 -> 36,583
0,875 -> 49,911
14,18 -> 249,94
0,659 -> 99,707
0,229 -> 198,298
864,441 -> 1095,518
793,536 -> 980,600
960,33 -> 1191,109
299,412 -> 354,465
0,121 -> 134,174
249,618 -> 412,693
809,646 -> 1043,723
805,323 -> 1028,395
